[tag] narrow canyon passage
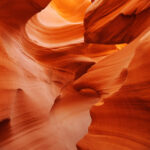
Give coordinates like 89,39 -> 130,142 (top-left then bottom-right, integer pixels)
0,0 -> 150,150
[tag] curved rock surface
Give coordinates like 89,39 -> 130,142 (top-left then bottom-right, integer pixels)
77,27 -> 150,150
0,0 -> 150,150
84,0 -> 150,44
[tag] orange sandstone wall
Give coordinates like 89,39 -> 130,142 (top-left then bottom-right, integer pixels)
0,0 -> 150,150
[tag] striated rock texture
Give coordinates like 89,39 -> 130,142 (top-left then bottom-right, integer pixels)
0,0 -> 150,150
84,0 -> 150,44
77,28 -> 150,150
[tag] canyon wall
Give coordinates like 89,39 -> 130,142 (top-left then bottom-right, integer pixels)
0,0 -> 150,150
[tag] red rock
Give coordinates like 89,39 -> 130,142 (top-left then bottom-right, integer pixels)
77,28 -> 150,150
84,0 -> 150,44
0,0 -> 150,150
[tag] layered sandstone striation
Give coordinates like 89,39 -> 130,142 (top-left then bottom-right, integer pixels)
0,0 -> 150,150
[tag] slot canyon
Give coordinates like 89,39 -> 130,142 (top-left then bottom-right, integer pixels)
0,0 -> 150,149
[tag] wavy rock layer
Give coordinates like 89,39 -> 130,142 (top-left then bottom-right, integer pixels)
84,0 -> 150,44
0,0 -> 99,149
0,0 -> 150,150
77,28 -> 150,150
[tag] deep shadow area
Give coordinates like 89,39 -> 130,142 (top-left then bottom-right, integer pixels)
0,119 -> 12,144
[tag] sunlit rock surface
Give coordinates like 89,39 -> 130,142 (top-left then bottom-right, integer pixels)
77,28 -> 150,150
0,0 -> 150,150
